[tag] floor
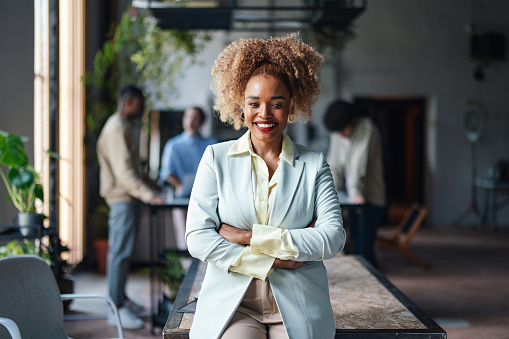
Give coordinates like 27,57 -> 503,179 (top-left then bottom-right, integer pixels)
63,226 -> 509,339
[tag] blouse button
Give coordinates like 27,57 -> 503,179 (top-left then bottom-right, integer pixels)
259,197 -> 264,201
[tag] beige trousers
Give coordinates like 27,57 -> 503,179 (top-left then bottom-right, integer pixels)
221,279 -> 288,339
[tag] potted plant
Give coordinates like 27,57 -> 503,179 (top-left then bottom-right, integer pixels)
0,239 -> 51,264
141,250 -> 185,325
89,199 -> 109,274
0,131 -> 44,237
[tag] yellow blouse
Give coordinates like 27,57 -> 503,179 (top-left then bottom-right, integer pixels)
228,132 -> 298,280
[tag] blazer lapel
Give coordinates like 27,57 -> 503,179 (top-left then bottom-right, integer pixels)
226,154 -> 258,228
268,145 -> 304,228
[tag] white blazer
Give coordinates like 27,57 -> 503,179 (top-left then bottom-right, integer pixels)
186,138 -> 346,339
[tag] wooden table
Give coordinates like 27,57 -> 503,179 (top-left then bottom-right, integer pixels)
163,255 -> 446,338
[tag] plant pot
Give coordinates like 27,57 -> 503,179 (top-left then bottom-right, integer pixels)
92,238 -> 109,275
18,212 -> 43,237
155,294 -> 174,327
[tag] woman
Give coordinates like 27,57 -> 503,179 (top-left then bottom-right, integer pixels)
185,34 -> 346,339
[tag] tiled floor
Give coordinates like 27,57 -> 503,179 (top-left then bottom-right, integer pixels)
63,226 -> 509,339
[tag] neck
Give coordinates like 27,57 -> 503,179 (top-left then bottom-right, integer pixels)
186,130 -> 199,137
250,134 -> 283,160
120,109 -> 130,120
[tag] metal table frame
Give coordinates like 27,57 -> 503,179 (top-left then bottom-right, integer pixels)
147,198 -> 190,334
475,178 -> 509,229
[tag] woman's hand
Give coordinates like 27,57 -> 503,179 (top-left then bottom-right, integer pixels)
350,194 -> 365,204
218,223 -> 252,245
271,220 -> 314,269
307,218 -> 317,228
272,258 -> 304,269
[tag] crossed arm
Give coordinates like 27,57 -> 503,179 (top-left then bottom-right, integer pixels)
218,219 -> 316,270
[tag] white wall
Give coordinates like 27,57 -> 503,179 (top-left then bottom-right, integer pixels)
0,1 -> 35,225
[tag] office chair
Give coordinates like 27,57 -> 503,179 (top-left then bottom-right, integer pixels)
0,255 -> 124,339
375,203 -> 429,270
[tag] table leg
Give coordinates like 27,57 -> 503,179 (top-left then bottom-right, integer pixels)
149,206 -> 157,335
352,206 -> 365,255
492,190 -> 499,230
482,188 -> 490,227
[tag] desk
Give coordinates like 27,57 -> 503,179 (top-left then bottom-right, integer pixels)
475,178 -> 509,229
148,198 -> 190,332
163,255 -> 446,338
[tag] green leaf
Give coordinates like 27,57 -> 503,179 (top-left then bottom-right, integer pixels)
0,134 -> 6,151
34,183 -> 44,202
46,149 -> 62,160
0,133 -> 29,168
8,167 -> 34,189
24,239 -> 36,253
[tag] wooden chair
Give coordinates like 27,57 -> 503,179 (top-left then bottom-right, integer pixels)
375,203 -> 429,270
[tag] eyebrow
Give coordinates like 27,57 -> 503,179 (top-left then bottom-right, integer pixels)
271,96 -> 287,100
245,95 -> 287,100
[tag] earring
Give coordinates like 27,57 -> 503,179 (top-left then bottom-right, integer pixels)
289,112 -> 296,122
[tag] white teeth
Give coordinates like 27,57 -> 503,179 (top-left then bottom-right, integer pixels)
257,123 -> 275,128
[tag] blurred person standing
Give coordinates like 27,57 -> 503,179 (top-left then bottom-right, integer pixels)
323,99 -> 385,267
97,84 -> 164,329
159,106 -> 217,251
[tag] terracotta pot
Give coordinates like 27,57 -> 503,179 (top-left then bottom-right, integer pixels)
92,238 -> 109,275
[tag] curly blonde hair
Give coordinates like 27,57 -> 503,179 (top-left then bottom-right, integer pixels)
211,33 -> 324,130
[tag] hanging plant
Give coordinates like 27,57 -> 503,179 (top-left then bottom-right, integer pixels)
300,0 -> 358,54
131,14 -> 211,104
84,7 -> 211,139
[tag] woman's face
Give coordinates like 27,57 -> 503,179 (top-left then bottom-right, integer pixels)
243,75 -> 293,149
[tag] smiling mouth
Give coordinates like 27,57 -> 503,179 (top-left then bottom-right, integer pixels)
255,122 -> 277,129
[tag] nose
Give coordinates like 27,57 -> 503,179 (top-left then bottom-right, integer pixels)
259,103 -> 271,118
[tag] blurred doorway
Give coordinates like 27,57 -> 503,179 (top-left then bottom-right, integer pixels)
354,97 -> 426,224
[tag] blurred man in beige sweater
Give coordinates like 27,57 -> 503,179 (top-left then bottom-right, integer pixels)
324,99 -> 386,268
97,85 -> 163,329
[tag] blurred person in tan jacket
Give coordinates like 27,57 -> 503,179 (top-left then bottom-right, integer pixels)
97,84 -> 163,329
